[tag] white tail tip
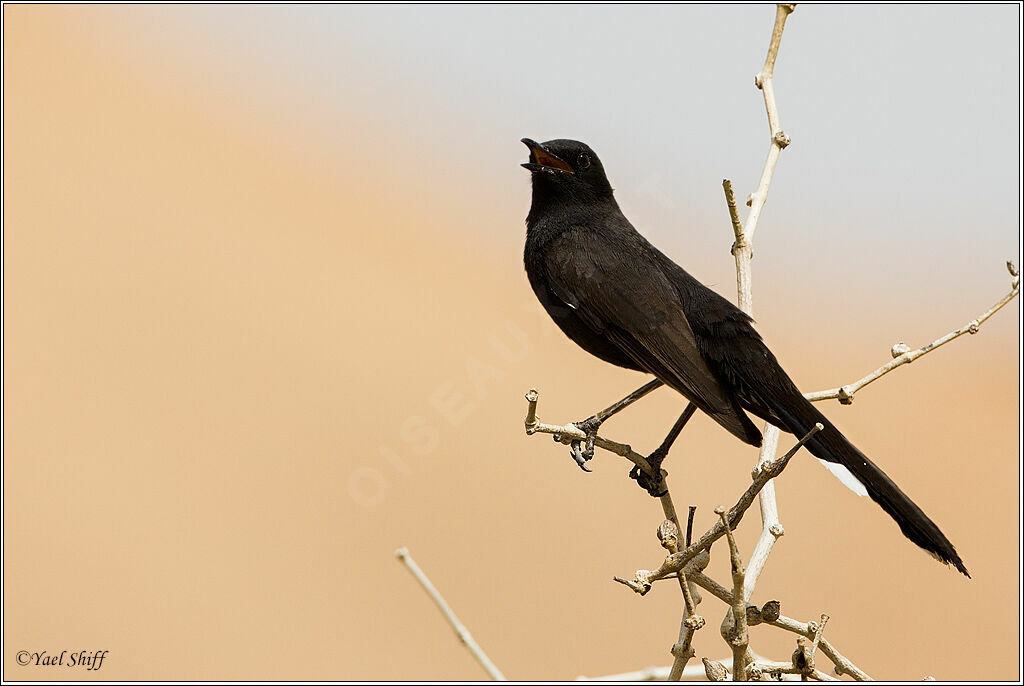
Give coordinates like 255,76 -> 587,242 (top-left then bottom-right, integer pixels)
819,459 -> 868,497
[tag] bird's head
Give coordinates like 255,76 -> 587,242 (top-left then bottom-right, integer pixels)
521,138 -> 614,208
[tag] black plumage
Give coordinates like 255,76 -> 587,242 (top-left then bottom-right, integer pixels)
521,137 -> 968,577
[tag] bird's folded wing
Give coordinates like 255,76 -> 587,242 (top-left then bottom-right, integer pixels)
543,228 -> 759,444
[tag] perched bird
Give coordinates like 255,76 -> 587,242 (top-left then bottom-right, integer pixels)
521,137 -> 968,577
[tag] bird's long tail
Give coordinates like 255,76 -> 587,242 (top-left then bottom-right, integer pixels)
760,388 -> 969,577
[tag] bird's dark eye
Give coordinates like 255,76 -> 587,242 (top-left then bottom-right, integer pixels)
577,153 -> 591,169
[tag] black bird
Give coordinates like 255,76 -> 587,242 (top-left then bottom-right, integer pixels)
521,137 -> 969,577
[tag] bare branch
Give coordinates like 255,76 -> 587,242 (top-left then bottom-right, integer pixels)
750,659 -> 840,681
524,389 -> 659,478
616,426 -> 821,590
743,424 -> 784,598
716,506 -> 750,680
395,548 -> 506,680
687,572 -> 871,681
686,505 -> 697,547
724,179 -> 747,255
668,602 -> 698,680
576,665 -> 672,681
770,616 -> 871,681
659,485 -> 681,527
722,5 -> 797,610
689,571 -> 734,604
744,3 -> 795,248
805,266 -> 1019,404
810,614 -> 829,659
658,519 -> 705,681
580,663 -> 757,681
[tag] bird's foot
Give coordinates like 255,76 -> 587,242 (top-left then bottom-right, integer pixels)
629,465 -> 669,497
629,445 -> 670,497
646,444 -> 670,474
567,415 -> 603,472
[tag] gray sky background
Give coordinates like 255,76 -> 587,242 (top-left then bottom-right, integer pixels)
102,4 -> 1020,322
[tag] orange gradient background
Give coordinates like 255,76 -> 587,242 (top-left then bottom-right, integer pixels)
3,6 -> 1020,681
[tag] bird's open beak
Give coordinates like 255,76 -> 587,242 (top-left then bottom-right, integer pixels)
521,138 -> 574,174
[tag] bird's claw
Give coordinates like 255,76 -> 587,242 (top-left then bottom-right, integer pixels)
646,445 -> 669,473
570,441 -> 593,472
630,464 -> 668,497
568,415 -> 603,471
630,444 -> 670,497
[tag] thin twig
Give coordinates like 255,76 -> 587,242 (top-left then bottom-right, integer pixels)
805,266 -> 1020,404
659,489 -> 680,528
745,3 -> 794,247
395,548 -> 506,680
750,660 -> 839,681
724,179 -> 747,255
726,3 -> 795,314
659,519 -> 704,681
616,425 -> 821,589
686,506 -> 697,547
771,616 -> 870,681
576,665 -> 672,681
524,389 -> 658,478
722,4 -> 796,610
689,572 -> 734,605
580,655 -> 788,681
668,594 -> 697,680
743,424 -> 783,598
686,573 -> 871,681
525,381 -> 665,471
716,506 -> 750,681
810,614 -> 829,660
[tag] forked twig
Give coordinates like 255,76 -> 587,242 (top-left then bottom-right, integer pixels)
721,3 -> 797,608
615,425 -> 822,590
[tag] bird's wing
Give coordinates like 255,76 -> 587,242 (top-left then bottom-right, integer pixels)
543,227 -> 761,446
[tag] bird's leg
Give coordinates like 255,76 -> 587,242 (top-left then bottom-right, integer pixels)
567,379 -> 664,470
630,403 -> 698,496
